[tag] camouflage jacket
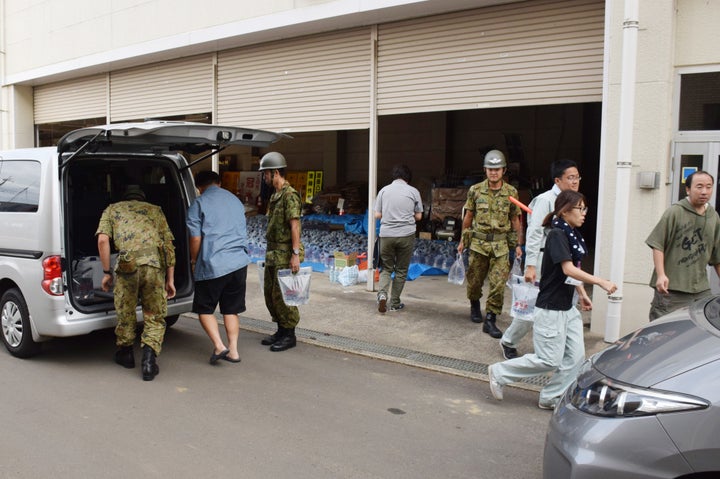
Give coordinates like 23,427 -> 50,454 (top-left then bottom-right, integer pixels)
463,179 -> 521,258
265,182 -> 302,267
96,200 -> 176,268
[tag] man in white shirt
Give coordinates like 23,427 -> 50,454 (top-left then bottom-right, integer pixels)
500,159 -> 581,359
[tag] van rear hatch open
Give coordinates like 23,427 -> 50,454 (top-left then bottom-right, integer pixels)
59,121 -> 285,313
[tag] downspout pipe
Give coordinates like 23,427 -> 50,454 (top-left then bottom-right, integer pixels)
605,0 -> 639,342
366,25 -> 379,291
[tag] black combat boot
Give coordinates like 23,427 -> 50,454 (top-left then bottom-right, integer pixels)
470,300 -> 482,323
141,345 -> 159,381
114,345 -> 135,368
261,325 -> 286,346
483,313 -> 503,338
270,328 -> 297,352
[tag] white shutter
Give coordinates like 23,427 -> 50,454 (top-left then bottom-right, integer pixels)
34,74 -> 107,124
110,54 -> 213,121
217,27 -> 372,132
377,0 -> 605,115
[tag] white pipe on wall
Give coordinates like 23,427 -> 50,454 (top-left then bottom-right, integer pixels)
367,25 -> 379,291
605,0 -> 640,342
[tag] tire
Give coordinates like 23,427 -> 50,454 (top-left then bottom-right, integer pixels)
165,315 -> 179,328
1,288 -> 41,358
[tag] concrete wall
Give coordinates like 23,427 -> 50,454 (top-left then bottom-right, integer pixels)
2,0 -> 337,77
675,0 -> 720,67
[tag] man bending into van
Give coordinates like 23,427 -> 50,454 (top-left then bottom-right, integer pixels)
96,185 -> 176,381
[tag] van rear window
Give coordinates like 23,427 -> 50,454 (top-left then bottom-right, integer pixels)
0,160 -> 41,212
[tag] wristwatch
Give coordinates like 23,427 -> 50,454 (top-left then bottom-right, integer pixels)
103,269 -> 112,275
292,248 -> 300,255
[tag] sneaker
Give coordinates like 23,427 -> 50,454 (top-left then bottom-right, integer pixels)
499,340 -> 518,360
388,303 -> 405,312
538,401 -> 556,410
488,364 -> 503,401
378,293 -> 387,313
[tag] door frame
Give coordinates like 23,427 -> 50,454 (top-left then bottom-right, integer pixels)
671,139 -> 720,205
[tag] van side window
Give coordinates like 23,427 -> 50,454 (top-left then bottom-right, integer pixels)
0,160 -> 41,212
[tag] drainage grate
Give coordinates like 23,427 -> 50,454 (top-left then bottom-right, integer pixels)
239,316 -> 549,389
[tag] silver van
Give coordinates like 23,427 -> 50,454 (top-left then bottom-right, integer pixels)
0,121 -> 283,358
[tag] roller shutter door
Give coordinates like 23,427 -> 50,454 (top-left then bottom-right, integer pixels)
377,0 -> 605,115
110,54 -> 213,122
217,27 -> 372,132
34,75 -> 107,124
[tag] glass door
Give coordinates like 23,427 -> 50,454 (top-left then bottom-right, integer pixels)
671,141 -> 720,208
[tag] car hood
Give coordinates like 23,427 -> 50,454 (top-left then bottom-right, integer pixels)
57,121 -> 287,155
592,302 -> 720,388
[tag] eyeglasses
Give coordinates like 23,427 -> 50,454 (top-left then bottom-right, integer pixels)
565,175 -> 582,182
572,206 -> 588,214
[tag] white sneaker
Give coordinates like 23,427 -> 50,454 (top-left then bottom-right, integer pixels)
538,401 -> 556,410
377,293 -> 387,313
488,364 -> 503,401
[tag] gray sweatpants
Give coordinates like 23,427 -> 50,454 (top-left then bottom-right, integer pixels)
491,306 -> 585,407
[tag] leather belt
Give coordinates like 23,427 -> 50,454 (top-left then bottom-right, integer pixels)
472,232 -> 507,241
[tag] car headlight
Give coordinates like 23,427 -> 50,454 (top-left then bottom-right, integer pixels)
568,371 -> 709,417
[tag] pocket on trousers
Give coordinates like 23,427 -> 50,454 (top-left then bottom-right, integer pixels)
533,311 -> 560,339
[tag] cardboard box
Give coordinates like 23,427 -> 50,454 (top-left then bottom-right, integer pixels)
419,232 -> 432,240
221,171 -> 241,194
334,251 -> 358,269
431,187 -> 469,222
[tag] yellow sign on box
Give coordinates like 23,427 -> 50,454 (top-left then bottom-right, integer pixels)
314,171 -> 323,196
305,171 -> 315,203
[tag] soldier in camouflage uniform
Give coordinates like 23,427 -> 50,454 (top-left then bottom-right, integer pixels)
259,152 -> 303,352
96,185 -> 176,381
458,150 -> 524,338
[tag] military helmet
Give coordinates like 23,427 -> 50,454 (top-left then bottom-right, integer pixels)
483,149 -> 507,169
258,151 -> 287,171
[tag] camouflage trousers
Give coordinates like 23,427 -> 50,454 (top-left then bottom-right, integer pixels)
114,264 -> 167,355
466,250 -> 510,315
263,262 -> 300,329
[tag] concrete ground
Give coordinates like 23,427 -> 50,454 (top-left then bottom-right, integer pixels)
183,263 -> 612,392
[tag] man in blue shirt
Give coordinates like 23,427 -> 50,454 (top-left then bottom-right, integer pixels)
187,170 -> 251,364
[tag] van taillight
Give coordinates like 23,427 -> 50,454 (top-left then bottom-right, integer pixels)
42,255 -> 64,296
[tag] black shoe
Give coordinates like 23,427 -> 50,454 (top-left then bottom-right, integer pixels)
470,300 -> 482,323
261,326 -> 285,346
114,346 -> 135,369
141,345 -> 159,381
270,331 -> 297,352
483,313 -> 503,338
500,341 -> 518,360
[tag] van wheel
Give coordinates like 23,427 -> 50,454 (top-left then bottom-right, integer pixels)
165,315 -> 179,328
1,288 -> 41,358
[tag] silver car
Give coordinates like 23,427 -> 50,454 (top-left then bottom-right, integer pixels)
544,296 -> 720,478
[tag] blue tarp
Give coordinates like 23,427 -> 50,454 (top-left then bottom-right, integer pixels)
302,211 -> 380,235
